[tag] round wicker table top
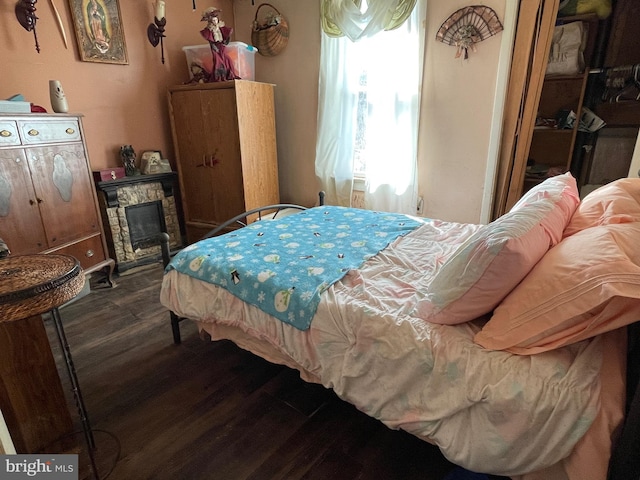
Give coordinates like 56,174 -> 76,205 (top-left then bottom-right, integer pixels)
0,254 -> 84,322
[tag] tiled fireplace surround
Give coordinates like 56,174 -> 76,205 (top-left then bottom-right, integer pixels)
94,173 -> 182,272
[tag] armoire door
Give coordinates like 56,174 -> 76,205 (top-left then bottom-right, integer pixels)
0,148 -> 47,254
170,87 -> 244,229
198,88 -> 245,222
27,143 -> 101,248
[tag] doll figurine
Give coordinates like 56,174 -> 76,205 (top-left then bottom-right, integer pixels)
200,7 -> 239,82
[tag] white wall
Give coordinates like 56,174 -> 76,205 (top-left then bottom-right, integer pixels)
418,0 -> 509,223
233,0 -> 509,223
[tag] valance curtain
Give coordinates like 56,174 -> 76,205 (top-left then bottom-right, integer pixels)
315,0 -> 425,214
321,0 -> 418,41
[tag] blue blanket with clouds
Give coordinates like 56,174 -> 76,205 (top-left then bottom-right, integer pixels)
167,206 -> 422,330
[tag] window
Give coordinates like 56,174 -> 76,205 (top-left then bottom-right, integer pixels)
315,0 -> 425,213
353,71 -> 368,177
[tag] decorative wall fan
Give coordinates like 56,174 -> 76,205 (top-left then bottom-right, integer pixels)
436,5 -> 503,59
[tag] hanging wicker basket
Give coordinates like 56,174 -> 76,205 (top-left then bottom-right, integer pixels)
251,3 -> 289,57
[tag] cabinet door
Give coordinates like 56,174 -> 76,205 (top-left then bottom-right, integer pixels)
27,143 -> 101,247
171,88 -> 245,227
0,148 -> 48,254
199,89 -> 245,221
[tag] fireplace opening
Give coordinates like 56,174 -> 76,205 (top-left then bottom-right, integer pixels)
125,201 -> 167,251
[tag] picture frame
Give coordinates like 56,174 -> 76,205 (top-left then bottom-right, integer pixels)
68,0 -> 128,64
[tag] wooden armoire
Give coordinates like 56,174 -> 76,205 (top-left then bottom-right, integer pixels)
168,80 -> 280,243
0,113 -> 114,279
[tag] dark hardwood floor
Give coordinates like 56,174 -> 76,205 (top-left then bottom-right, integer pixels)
46,263 -> 486,480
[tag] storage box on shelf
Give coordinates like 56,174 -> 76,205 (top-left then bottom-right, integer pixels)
92,167 -> 126,182
0,100 -> 31,114
226,42 -> 257,80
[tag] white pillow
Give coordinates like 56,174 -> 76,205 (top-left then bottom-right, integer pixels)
415,173 -> 580,325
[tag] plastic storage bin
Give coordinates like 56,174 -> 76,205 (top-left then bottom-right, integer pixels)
183,42 -> 257,81
183,44 -> 213,80
226,42 -> 258,81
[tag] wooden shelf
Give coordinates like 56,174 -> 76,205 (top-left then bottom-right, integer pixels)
527,14 -> 598,180
494,8 -> 602,216
544,73 -> 589,81
532,127 -> 575,133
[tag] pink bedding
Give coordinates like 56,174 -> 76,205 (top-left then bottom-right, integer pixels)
160,218 -> 625,478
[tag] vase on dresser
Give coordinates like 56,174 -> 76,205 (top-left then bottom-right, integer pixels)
49,80 -> 69,113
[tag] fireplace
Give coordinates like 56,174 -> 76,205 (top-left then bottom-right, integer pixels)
94,173 -> 183,272
126,201 -> 167,250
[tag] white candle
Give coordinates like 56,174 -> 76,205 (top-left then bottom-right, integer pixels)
155,0 -> 165,19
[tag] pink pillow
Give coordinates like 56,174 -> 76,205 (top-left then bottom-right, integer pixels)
563,178 -> 640,237
417,173 -> 579,325
474,221 -> 640,354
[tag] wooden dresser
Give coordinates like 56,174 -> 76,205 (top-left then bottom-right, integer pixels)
0,114 -> 114,281
168,81 -> 280,243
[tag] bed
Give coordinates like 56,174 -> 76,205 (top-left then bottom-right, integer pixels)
159,174 -> 640,480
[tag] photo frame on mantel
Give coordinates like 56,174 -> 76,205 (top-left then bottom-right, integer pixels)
68,0 -> 128,64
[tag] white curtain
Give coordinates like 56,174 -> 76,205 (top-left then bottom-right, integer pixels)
315,0 -> 426,214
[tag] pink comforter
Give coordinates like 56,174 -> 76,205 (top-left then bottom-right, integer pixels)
161,220 -> 619,477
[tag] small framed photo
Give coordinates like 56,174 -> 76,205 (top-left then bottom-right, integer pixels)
68,0 -> 128,64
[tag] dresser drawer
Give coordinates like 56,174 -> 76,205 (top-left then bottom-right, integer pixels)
47,235 -> 106,271
0,121 -> 20,146
18,119 -> 81,145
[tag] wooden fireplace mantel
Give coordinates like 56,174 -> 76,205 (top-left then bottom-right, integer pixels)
93,171 -> 183,272
96,172 -> 179,208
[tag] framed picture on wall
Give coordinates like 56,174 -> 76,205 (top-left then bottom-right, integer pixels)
68,0 -> 128,64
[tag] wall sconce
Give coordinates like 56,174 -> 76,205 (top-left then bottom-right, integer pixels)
15,0 -> 40,53
147,0 -> 166,64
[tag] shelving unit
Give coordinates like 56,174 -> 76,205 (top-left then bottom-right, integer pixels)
494,3 -> 635,217
523,14 -> 599,193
